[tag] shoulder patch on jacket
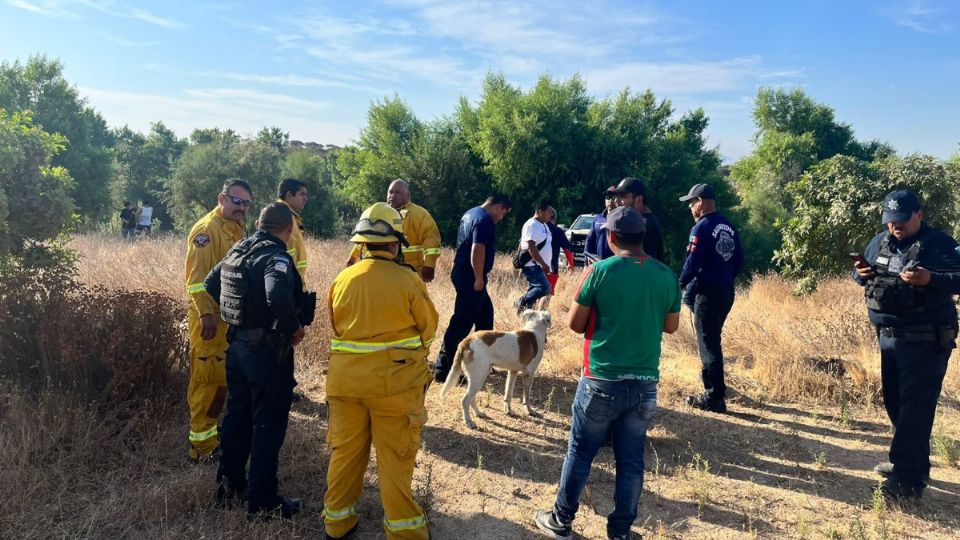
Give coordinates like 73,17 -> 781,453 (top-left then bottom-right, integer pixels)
193,233 -> 210,247
273,254 -> 290,273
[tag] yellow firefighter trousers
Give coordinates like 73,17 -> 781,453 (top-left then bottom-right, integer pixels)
186,311 -> 229,460
323,385 -> 429,539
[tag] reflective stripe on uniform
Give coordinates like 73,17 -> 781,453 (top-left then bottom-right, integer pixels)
189,425 -> 218,442
423,248 -> 441,256
296,260 -> 308,269
402,245 -> 423,253
330,335 -> 423,353
187,282 -> 206,294
323,505 -> 356,522
287,248 -> 296,256
384,514 -> 427,532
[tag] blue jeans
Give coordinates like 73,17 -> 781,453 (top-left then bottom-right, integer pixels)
554,377 -> 657,537
519,265 -> 550,308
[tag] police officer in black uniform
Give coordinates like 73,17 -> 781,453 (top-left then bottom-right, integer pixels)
204,202 -> 316,519
853,189 -> 960,500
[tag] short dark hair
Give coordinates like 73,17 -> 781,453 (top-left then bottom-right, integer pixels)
485,193 -> 511,208
258,203 -> 293,233
612,230 -> 646,248
536,200 -> 551,212
277,178 -> 307,199
222,178 -> 252,196
123,201 -> 131,207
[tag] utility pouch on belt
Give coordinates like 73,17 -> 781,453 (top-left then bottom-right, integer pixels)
299,291 -> 317,326
939,325 -> 958,349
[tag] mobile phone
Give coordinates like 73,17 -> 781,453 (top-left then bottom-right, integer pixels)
849,253 -> 867,266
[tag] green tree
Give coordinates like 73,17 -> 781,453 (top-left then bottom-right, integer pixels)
111,122 -> 185,230
776,154 -> 960,290
0,55 -> 113,221
257,126 -> 289,153
281,149 -> 344,237
168,135 -> 281,230
730,87 -> 891,272
0,109 -> 74,255
338,96 -> 423,208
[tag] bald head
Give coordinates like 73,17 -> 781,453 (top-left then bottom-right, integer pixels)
387,179 -> 410,209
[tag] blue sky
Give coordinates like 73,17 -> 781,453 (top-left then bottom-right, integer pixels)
1,0 -> 958,161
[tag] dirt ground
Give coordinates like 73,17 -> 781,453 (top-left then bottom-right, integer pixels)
23,234 -> 956,539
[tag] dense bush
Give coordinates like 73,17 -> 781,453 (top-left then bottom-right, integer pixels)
0,249 -> 188,418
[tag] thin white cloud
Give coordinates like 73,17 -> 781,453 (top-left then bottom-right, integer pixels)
78,86 -> 356,145
8,0 -> 185,28
6,0 -> 78,17
200,71 -> 389,95
884,0 -> 953,33
584,55 -> 796,95
104,35 -> 160,48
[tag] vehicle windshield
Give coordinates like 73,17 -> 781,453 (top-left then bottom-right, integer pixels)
570,215 -> 596,231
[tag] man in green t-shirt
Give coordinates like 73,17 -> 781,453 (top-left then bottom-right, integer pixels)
535,206 -> 681,540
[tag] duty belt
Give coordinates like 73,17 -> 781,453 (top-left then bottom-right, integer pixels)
230,326 -> 279,343
878,326 -> 935,341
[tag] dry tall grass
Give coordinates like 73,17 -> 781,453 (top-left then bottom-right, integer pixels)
1,233 -> 956,539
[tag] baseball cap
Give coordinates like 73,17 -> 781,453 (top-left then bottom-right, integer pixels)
611,177 -> 648,198
881,190 -> 921,224
601,206 -> 646,234
602,185 -> 617,198
678,183 -> 716,202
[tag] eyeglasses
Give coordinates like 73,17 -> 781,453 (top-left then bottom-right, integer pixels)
223,193 -> 252,207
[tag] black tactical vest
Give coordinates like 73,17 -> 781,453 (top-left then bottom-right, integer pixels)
864,230 -> 944,315
220,236 -> 285,326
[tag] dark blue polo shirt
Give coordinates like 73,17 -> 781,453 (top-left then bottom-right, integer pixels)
453,206 -> 497,275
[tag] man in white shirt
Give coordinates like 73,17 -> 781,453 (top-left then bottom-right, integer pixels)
515,201 -> 553,314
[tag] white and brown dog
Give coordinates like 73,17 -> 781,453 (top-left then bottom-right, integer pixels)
439,309 -> 552,429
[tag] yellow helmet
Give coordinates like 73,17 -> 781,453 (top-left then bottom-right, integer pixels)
350,202 -> 409,245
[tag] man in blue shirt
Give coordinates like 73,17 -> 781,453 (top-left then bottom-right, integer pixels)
584,186 -> 618,264
853,189 -> 960,500
678,183 -> 744,413
433,194 -> 511,383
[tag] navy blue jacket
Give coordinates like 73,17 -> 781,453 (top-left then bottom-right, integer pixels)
679,212 -> 743,290
853,222 -> 960,327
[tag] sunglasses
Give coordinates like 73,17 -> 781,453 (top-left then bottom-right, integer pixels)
223,193 -> 252,207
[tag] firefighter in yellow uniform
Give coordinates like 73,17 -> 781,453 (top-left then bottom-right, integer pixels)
347,179 -> 441,282
183,179 -> 252,461
324,202 -> 438,540
276,178 -> 309,281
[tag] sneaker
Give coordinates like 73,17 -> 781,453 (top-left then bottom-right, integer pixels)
248,496 -> 302,521
687,393 -> 727,413
514,298 -> 525,315
873,461 -> 894,476
534,509 -> 572,539
325,522 -> 358,539
873,462 -> 929,484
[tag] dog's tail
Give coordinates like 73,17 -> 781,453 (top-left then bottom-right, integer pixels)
439,340 -> 468,399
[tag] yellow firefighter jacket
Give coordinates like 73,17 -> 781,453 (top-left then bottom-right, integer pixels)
327,249 -> 439,398
350,201 -> 441,273
277,199 -> 308,278
184,207 -> 244,354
